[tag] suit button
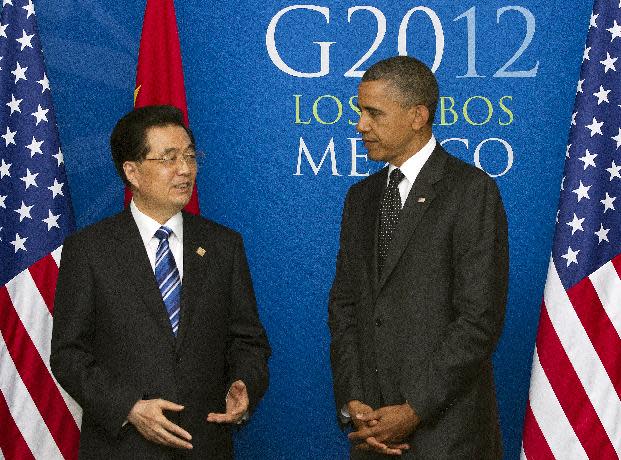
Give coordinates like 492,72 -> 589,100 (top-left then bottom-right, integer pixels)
374,368 -> 379,373
375,318 -> 382,327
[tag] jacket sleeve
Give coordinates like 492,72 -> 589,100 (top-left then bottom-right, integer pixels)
328,189 -> 365,419
400,173 -> 509,422
225,234 -> 271,415
50,235 -> 142,438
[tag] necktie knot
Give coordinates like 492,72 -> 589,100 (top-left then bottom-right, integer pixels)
155,226 -> 173,241
389,168 -> 405,187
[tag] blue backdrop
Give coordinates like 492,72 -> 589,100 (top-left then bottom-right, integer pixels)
35,1 -> 593,458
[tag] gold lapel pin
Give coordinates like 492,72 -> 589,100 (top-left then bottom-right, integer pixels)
196,247 -> 206,257
417,197 -> 426,203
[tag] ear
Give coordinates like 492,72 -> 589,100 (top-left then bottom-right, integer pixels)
409,105 -> 430,131
123,161 -> 140,189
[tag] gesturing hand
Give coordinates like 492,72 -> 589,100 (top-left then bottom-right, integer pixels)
127,399 -> 192,449
348,403 -> 419,456
206,380 -> 249,424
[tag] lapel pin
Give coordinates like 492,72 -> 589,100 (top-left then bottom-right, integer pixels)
417,197 -> 426,203
196,247 -> 206,257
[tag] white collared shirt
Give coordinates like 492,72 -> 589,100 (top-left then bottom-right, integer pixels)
387,136 -> 436,208
129,201 -> 184,280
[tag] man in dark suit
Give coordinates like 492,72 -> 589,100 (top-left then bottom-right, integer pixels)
51,105 -> 271,459
328,56 -> 508,459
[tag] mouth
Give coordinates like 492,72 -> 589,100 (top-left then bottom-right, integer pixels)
173,182 -> 192,192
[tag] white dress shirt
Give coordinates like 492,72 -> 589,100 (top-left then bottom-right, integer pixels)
387,136 -> 436,208
129,201 -> 184,280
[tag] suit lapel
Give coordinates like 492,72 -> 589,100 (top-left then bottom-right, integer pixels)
175,212 -> 220,352
111,210 -> 176,349
376,146 -> 448,292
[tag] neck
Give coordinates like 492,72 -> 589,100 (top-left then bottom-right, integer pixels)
393,130 -> 433,167
132,198 -> 177,225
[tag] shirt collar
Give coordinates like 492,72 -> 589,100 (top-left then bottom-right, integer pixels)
387,135 -> 436,185
129,200 -> 183,245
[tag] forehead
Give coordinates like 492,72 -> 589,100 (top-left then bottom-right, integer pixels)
357,80 -> 404,108
145,124 -> 191,152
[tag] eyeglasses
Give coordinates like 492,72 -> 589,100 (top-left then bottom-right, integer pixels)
142,150 -> 205,168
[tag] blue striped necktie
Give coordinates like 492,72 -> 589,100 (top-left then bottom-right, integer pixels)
154,226 -> 181,336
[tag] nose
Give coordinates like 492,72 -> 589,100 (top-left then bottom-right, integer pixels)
356,113 -> 369,134
175,156 -> 192,175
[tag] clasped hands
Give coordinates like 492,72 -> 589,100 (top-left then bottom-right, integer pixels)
127,379 -> 249,450
347,400 -> 420,456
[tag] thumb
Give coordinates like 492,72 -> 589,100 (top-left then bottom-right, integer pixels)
356,410 -> 380,422
158,399 -> 185,412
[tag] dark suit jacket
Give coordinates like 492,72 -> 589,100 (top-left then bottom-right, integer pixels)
329,145 -> 508,459
51,209 -> 271,459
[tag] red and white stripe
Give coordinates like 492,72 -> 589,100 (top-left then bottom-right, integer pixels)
521,254 -> 621,459
0,247 -> 82,460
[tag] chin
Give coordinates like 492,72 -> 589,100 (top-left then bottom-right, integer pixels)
368,151 -> 386,162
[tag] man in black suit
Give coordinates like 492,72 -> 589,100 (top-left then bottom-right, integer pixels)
328,56 -> 508,459
51,105 -> 271,459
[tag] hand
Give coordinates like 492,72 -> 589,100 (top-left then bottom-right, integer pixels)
347,400 -> 376,430
206,380 -> 249,424
348,403 -> 420,456
347,401 -> 409,456
127,399 -> 192,449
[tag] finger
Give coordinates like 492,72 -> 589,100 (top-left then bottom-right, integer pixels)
356,410 -> 381,422
227,380 -> 246,398
206,412 -> 236,424
354,442 -> 370,451
154,426 -> 193,450
387,443 -> 410,451
160,417 -> 192,441
366,437 -> 403,456
227,388 -> 249,404
348,427 -> 378,442
156,399 -> 185,412
229,399 -> 249,415
230,380 -> 246,390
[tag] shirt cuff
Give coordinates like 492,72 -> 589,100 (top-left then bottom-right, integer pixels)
340,404 -> 351,424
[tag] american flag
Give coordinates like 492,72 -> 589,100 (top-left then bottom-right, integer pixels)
0,1 -> 81,459
521,0 -> 621,458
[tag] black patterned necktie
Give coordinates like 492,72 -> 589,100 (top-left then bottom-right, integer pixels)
378,168 -> 405,276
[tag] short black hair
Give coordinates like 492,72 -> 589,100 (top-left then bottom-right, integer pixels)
110,105 -> 194,185
362,56 -> 439,124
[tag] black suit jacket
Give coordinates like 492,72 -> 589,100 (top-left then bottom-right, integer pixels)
51,209 -> 271,459
329,145 -> 508,459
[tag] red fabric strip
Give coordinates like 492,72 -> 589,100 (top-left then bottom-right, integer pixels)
0,389 -> 35,460
0,287 -> 80,460
521,401 -> 555,460
28,254 -> 59,315
535,303 -> 616,459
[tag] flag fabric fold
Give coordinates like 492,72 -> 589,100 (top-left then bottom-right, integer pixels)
127,0 -> 199,214
0,0 -> 81,459
521,1 -> 621,458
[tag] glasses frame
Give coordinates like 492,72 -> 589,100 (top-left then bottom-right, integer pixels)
141,150 -> 205,168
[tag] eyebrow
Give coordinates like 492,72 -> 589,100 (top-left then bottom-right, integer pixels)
161,143 -> 195,154
359,104 -> 383,114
